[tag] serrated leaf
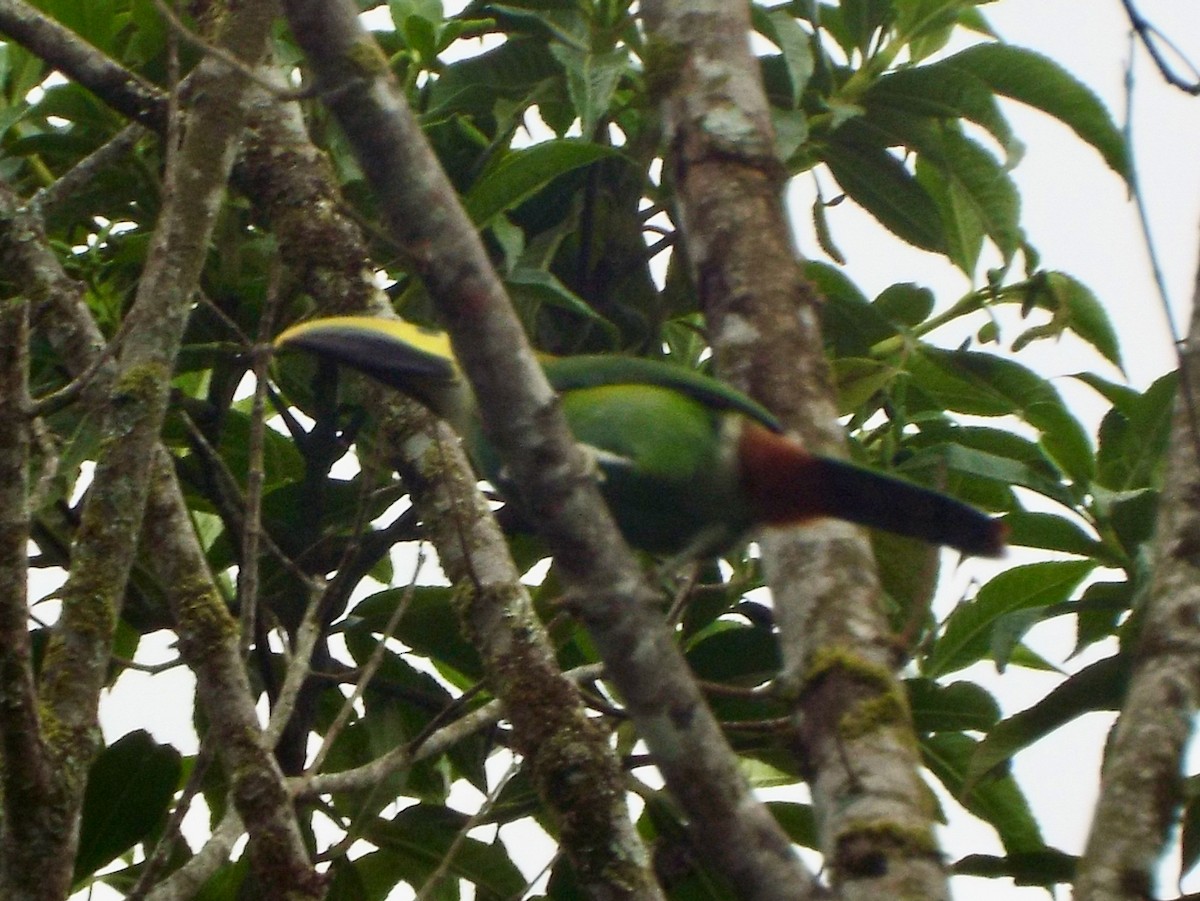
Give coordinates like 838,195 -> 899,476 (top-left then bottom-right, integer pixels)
967,655 -> 1130,784
917,150 -> 983,274
909,347 -> 1094,485
925,560 -> 1094,678
926,126 -> 1022,266
943,43 -> 1130,180
867,62 -> 1019,163
1026,272 -> 1123,371
823,140 -> 947,252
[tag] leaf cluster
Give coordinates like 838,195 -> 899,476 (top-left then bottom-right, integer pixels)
5,0 -> 1170,896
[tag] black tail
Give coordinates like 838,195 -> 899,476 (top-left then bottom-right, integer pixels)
814,456 -> 1006,557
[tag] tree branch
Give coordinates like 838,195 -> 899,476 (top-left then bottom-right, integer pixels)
0,256 -> 47,895
0,0 -> 165,128
640,1 -> 947,897
6,2 -> 324,895
1075,237 -> 1200,900
278,2 -> 810,897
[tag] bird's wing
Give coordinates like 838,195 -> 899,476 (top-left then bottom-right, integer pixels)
543,354 -> 782,433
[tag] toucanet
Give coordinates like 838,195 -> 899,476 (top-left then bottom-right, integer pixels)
275,316 -> 1006,558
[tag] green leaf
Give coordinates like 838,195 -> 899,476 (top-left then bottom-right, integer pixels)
832,357 -> 899,414
1099,485 -> 1159,557
685,623 -> 780,686
840,0 -> 894,52
866,62 -> 1019,163
967,655 -> 1131,784
823,139 -> 947,252
909,347 -> 1095,485
925,560 -> 1094,678
874,282 -> 935,327
908,678 -> 1001,733
753,8 -> 814,107
923,732 -> 1044,854
915,155 -> 981,274
349,587 -> 483,683
893,0 -> 965,44
768,801 -> 818,848
1093,371 -> 1176,491
1015,272 -> 1123,371
954,849 -> 1077,886
1072,371 -> 1140,411
926,126 -> 1022,267
506,266 -> 619,338
1180,778 -> 1200,880
1003,510 -> 1107,560
1074,580 -> 1132,653
900,441 -> 1072,509
549,43 -> 627,137
463,139 -> 618,228
942,43 -> 1130,180
425,37 -> 560,122
810,260 -> 899,356
75,731 -> 182,884
389,0 -> 442,30
358,805 -> 527,899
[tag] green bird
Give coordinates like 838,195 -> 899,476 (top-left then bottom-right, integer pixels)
275,316 -> 1006,558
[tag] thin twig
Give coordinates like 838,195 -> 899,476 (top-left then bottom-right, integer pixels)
127,747 -> 215,900
414,759 -> 521,901
27,123 -> 148,222
1120,0 -> 1200,95
265,578 -> 327,747
1121,31 -> 1200,453
239,254 -> 283,654
304,546 -> 427,774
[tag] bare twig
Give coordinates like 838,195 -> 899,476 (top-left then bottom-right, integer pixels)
239,256 -> 284,653
1120,0 -> 1200,95
303,547 -> 426,774
414,760 -> 521,901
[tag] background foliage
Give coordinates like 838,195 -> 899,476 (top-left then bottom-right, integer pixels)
3,0 -> 1179,897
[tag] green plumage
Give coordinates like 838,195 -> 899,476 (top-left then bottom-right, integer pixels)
275,316 -> 1006,558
